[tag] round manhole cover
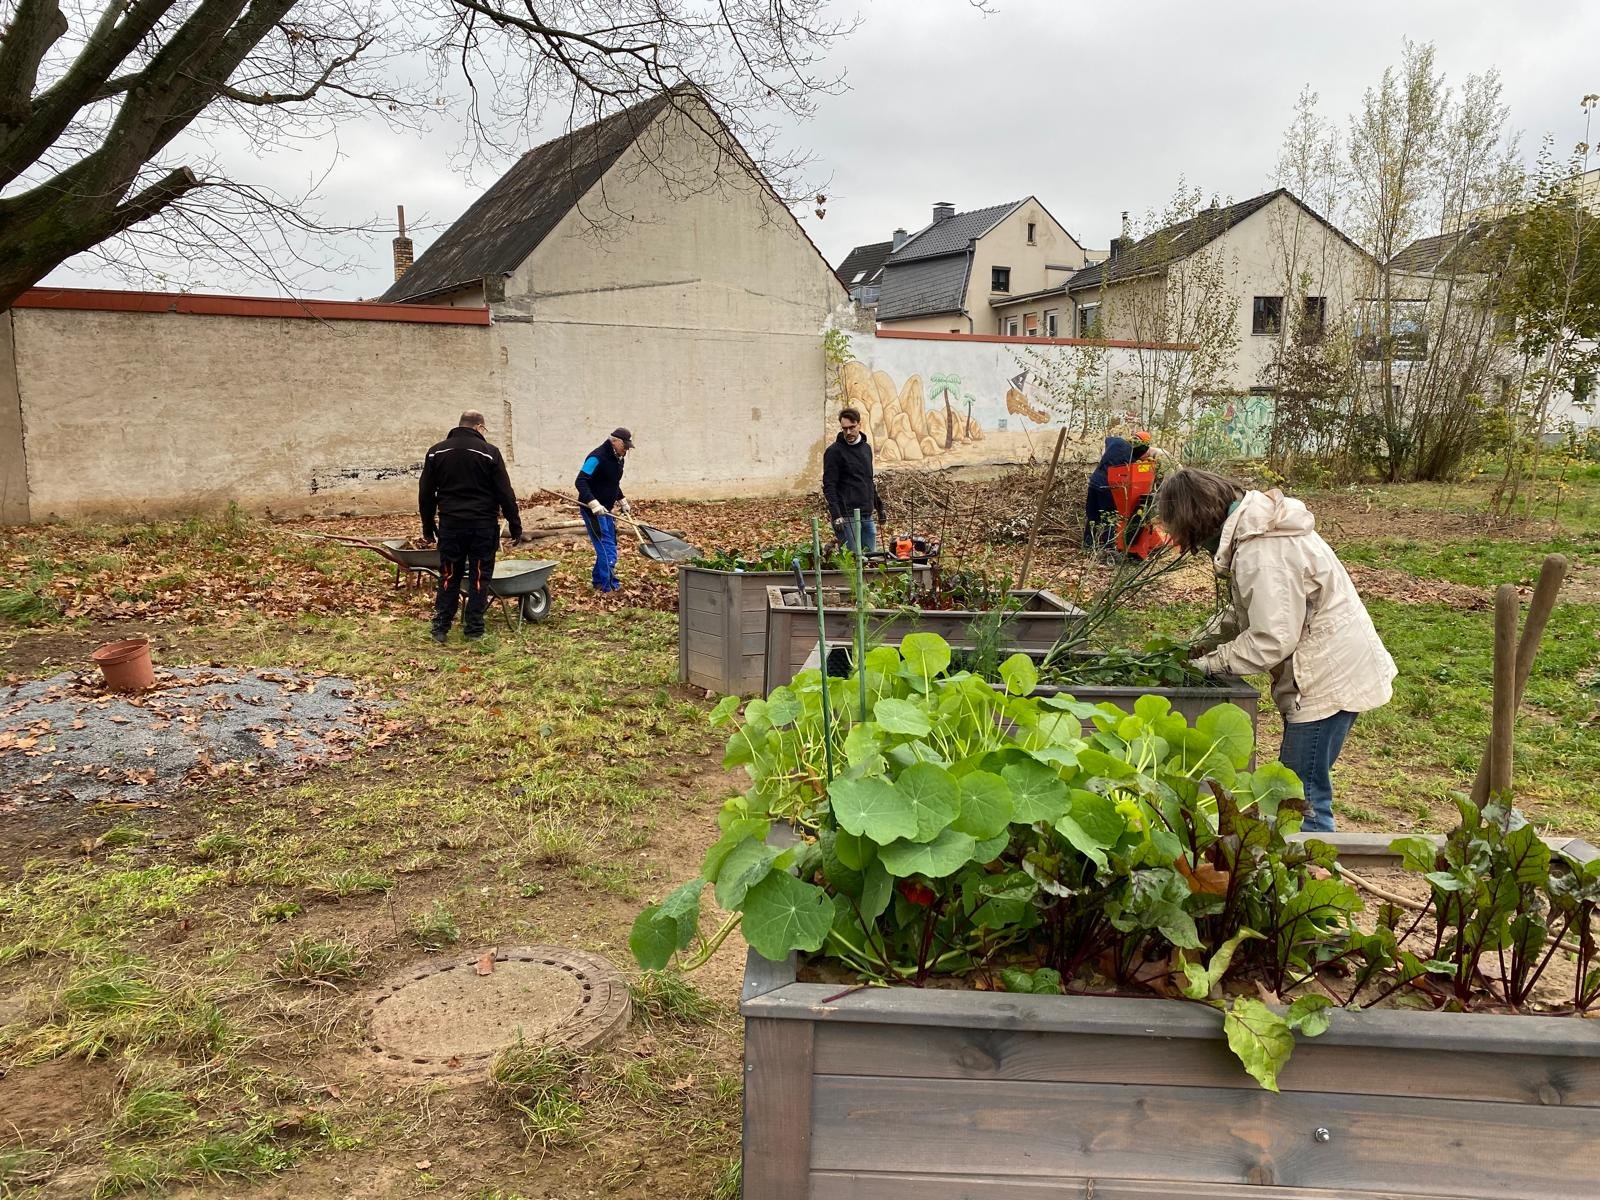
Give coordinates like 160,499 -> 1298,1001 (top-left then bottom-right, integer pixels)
363,946 -> 630,1079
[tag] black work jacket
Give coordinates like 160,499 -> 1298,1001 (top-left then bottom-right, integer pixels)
418,426 -> 521,540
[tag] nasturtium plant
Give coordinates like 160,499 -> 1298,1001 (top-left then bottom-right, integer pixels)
632,632 -> 1598,1091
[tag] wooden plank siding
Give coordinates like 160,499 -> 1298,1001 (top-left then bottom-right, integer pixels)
762,587 -> 1083,693
806,1075 -> 1597,1197
739,833 -> 1600,1200
678,565 -> 927,697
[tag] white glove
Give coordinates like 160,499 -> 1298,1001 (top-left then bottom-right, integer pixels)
616,498 -> 633,518
587,499 -> 605,515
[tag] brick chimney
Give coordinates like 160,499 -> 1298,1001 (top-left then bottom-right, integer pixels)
932,201 -> 955,222
392,205 -> 414,281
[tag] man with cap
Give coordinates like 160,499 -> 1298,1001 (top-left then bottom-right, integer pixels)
574,428 -> 633,593
419,409 -> 523,643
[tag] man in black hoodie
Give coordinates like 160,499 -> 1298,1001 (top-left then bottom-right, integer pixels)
822,407 -> 885,552
418,411 -> 523,642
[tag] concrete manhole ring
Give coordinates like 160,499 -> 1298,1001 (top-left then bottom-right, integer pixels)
362,945 -> 631,1080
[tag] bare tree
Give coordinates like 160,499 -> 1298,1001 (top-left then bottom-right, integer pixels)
0,0 -> 857,307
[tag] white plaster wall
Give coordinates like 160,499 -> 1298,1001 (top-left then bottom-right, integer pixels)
12,308 -> 498,520
495,99 -> 846,500
963,201 -> 1088,334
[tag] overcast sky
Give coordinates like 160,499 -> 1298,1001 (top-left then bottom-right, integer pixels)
42,0 -> 1600,300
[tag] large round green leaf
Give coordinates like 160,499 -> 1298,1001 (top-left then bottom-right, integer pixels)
1001,758 -> 1071,823
742,871 -> 836,961
1197,703 -> 1255,770
1055,789 -> 1126,868
953,770 -> 1014,839
829,775 -> 917,844
879,828 -> 979,878
999,653 -> 1038,697
873,698 -> 932,737
899,632 -> 952,680
896,762 -> 961,841
713,839 -> 783,909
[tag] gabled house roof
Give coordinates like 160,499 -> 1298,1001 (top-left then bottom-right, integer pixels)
889,199 -> 1025,263
1066,187 -> 1372,294
874,199 -> 1027,322
1388,220 -> 1504,276
835,240 -> 893,289
381,93 -> 677,303
1067,191 -> 1282,293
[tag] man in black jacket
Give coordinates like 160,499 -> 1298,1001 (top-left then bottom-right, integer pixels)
574,428 -> 632,593
418,411 -> 523,642
822,407 -> 885,552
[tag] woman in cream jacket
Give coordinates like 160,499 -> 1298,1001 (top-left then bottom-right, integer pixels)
1156,468 -> 1397,832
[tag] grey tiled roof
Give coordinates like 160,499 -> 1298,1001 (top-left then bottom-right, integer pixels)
381,93 -> 674,303
1067,191 -> 1283,293
1388,221 -> 1504,275
835,240 -> 893,288
888,200 -> 1025,263
875,254 -> 971,321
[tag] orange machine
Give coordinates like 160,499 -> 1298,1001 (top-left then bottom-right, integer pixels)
1104,458 -> 1166,559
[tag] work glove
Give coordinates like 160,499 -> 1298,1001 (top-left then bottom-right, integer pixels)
616,498 -> 633,518
587,499 -> 606,516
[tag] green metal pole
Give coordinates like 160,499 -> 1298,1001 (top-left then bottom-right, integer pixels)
811,518 -> 835,783
852,506 -> 867,720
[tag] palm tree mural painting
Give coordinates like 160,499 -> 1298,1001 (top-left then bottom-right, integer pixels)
928,373 -> 977,449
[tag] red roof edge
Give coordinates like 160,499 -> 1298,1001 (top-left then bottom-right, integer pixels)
875,328 -> 1198,352
11,286 -> 492,326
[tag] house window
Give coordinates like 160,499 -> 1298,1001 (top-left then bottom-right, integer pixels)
1004,317 -> 1020,336
1077,304 -> 1100,337
1302,296 -> 1326,339
1044,309 -> 1059,337
1027,222 -> 1037,245
1024,313 -> 1039,336
991,266 -> 1011,293
1252,296 -> 1284,336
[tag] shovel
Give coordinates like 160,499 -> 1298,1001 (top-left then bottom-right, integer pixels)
535,487 -> 700,563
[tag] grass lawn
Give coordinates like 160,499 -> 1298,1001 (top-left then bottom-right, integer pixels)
1,465 -> 1598,1197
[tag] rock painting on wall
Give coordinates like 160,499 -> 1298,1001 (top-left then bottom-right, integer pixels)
838,361 -> 996,464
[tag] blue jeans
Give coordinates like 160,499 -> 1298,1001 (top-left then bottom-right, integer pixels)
581,510 -> 620,592
836,517 -> 877,553
1279,710 -> 1359,833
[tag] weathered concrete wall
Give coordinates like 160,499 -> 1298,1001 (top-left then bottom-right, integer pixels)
10,306 -> 498,521
496,100 -> 846,500
1,313 -> 28,523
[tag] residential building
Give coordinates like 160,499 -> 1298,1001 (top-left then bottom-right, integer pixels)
999,189 -> 1375,394
869,199 -> 1089,334
381,87 -> 847,500
834,236 -> 896,315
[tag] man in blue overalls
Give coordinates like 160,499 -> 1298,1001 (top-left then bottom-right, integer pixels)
575,428 -> 632,593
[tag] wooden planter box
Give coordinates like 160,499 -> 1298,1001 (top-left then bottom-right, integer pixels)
1014,649 -> 1263,750
741,832 -> 1600,1200
763,586 -> 1084,695
679,565 -> 929,697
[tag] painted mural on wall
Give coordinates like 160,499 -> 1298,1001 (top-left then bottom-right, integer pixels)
838,361 -> 996,464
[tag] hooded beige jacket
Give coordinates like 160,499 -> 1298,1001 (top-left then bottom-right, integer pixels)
1193,490 -> 1396,724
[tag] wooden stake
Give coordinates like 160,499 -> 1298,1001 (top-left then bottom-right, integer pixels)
1470,554 -> 1567,803
1488,583 -> 1519,799
1017,427 -> 1069,590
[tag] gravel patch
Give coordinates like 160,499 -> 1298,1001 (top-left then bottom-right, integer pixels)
0,667 -> 391,810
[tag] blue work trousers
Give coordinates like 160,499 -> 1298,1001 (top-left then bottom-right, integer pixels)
1279,710 -> 1360,833
581,510 -> 620,592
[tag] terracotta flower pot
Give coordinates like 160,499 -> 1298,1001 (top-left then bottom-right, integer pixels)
91,637 -> 155,692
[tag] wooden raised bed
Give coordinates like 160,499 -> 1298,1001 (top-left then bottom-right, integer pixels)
679,565 -> 929,697
741,832 -> 1600,1200
763,586 -> 1084,695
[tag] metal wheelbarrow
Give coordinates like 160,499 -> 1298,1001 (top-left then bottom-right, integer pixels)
486,558 -> 558,627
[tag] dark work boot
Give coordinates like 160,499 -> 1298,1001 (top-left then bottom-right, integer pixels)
430,625 -> 449,645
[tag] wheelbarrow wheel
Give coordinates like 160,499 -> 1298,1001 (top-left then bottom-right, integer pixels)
521,587 -> 552,623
